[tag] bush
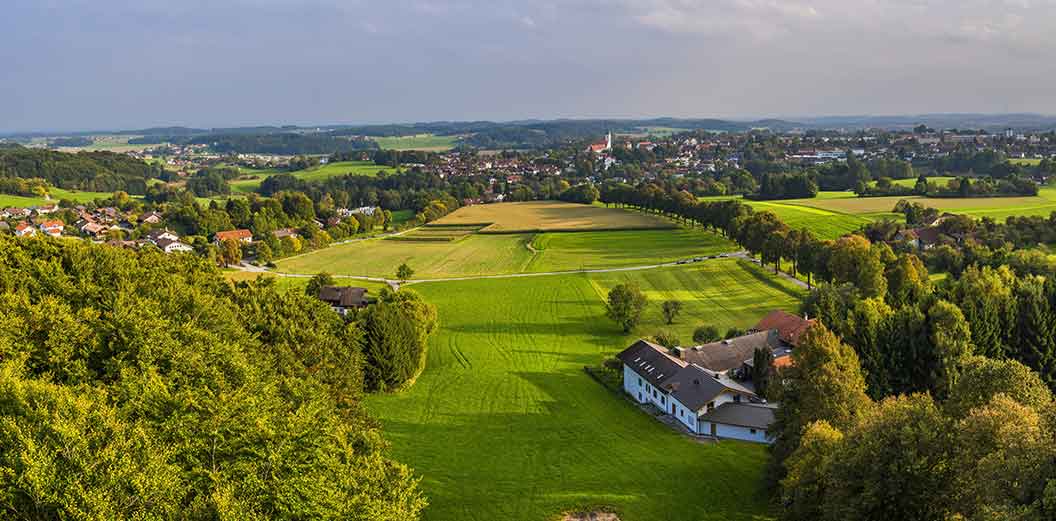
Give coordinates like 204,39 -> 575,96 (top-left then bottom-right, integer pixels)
693,325 -> 721,344
652,330 -> 681,349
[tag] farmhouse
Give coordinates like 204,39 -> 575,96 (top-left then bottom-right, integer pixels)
214,229 -> 253,245
618,339 -> 774,443
615,311 -> 815,442
155,238 -> 194,254
317,286 -> 369,315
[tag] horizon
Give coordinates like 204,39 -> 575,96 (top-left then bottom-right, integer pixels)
5,0 -> 1056,133
7,111 -> 1056,136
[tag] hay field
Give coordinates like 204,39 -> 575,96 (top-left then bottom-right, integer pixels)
432,201 -> 677,232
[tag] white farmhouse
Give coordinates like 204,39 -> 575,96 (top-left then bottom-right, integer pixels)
617,339 -> 776,443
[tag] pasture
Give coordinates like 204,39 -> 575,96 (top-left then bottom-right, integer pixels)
0,188 -> 119,207
373,134 -> 458,151
276,228 -> 737,278
791,186 -> 1056,220
433,201 -> 677,232
367,259 -> 800,520
228,160 -> 399,193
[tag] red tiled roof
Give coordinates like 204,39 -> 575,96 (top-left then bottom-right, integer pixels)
215,229 -> 252,241
754,310 -> 815,347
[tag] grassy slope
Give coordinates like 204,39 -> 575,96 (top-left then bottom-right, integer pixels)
374,134 -> 458,151
369,259 -> 799,520
276,228 -> 738,278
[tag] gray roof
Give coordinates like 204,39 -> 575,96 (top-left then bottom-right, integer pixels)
681,330 -> 782,373
318,286 -> 369,308
665,364 -> 757,412
698,402 -> 777,430
617,339 -> 686,388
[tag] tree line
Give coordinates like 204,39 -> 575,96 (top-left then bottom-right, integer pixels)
0,145 -> 162,194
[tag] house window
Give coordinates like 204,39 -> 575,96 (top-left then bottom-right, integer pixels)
734,395 -> 742,403
638,377 -> 642,386
750,429 -> 757,434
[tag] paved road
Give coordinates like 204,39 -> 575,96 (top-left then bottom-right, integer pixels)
235,250 -> 812,291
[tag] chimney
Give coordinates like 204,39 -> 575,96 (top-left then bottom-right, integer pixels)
673,346 -> 685,359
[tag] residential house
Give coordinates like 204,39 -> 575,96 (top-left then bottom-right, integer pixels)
214,229 -> 253,245
14,222 -> 36,237
34,204 -> 57,215
617,339 -> 774,443
39,220 -> 64,237
155,238 -> 194,254
146,229 -> 180,244
80,222 -> 108,238
140,211 -> 163,224
6,208 -> 30,219
317,286 -> 369,316
273,227 -> 300,240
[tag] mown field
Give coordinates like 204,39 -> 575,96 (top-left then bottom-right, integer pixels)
222,270 -> 391,294
367,259 -> 801,520
434,201 -> 677,232
791,186 -> 1056,220
373,134 -> 459,151
276,227 -> 736,279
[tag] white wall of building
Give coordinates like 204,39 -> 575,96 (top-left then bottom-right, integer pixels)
702,423 -> 770,444
622,364 -> 672,412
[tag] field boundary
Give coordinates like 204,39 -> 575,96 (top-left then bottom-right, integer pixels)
476,224 -> 677,234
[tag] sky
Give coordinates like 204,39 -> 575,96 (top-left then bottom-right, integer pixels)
3,0 -> 1056,132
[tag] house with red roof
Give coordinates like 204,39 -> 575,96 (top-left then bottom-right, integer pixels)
213,229 -> 253,245
39,220 -> 64,237
14,222 -> 36,237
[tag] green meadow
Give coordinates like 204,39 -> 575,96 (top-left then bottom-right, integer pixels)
276,228 -> 737,279
374,134 -> 459,151
367,259 -> 801,520
228,160 -> 400,193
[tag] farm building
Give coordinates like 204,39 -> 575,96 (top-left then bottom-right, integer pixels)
617,339 -> 773,443
615,311 -> 814,443
213,229 -> 253,245
317,286 -> 369,315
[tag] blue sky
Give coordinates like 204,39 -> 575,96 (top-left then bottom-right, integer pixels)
3,0 -> 1056,131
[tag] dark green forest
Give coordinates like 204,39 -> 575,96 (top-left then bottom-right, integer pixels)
0,145 -> 161,194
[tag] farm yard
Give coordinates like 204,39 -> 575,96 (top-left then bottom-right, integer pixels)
367,259 -> 801,520
432,201 -> 677,232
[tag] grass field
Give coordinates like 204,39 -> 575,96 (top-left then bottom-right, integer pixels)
228,161 -> 400,193
434,201 -> 677,232
276,228 -> 736,278
367,259 -> 800,520
791,186 -> 1056,220
0,188 -> 120,207
373,134 -> 459,151
743,200 -> 882,240
1012,158 -> 1043,166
